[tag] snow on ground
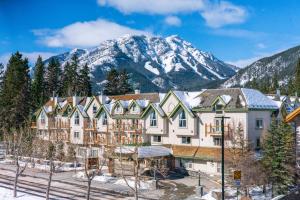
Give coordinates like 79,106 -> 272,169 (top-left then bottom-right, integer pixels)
0,186 -> 43,200
93,174 -> 116,183
114,178 -> 153,190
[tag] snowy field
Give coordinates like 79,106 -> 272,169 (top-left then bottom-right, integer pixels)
0,187 -> 43,200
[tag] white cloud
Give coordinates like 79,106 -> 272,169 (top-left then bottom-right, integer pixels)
211,28 -> 265,39
200,1 -> 247,28
164,16 -> 182,26
257,43 -> 266,49
33,19 -> 151,48
0,52 -> 55,66
97,0 -> 247,28
97,0 -> 204,14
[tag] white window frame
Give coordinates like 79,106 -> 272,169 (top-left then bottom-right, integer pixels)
255,119 -> 263,129
150,111 -> 157,127
74,111 -> 80,125
153,135 -> 161,143
92,104 -> 97,114
40,111 -> 45,124
74,131 -> 80,139
182,136 -> 191,144
179,110 -> 187,128
115,104 -> 122,114
213,137 -> 221,146
102,112 -> 108,125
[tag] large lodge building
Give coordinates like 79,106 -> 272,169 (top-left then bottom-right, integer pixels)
31,88 -> 280,174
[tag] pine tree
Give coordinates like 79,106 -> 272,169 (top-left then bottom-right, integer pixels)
31,56 -> 47,110
295,58 -> 300,96
0,52 -> 31,131
62,55 -> 79,96
0,63 -> 4,92
103,68 -> 119,95
78,63 -> 92,96
262,120 -> 295,196
271,72 -> 279,93
46,57 -> 61,97
119,69 -> 133,94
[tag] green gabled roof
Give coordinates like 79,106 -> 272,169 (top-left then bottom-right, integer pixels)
84,96 -> 101,112
159,90 -> 177,107
94,104 -> 111,118
168,102 -> 194,118
141,103 -> 164,118
68,106 -> 89,118
128,100 -> 141,110
211,96 -> 226,107
61,104 -> 73,116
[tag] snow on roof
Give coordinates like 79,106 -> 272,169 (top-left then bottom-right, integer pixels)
220,94 -> 232,104
152,103 -> 165,116
241,88 -> 279,109
114,146 -> 172,158
135,100 -> 149,108
119,100 -> 129,108
159,93 -> 166,101
173,90 -> 205,109
77,105 -> 88,118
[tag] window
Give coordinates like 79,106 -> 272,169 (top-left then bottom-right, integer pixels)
213,137 -> 221,146
179,110 -> 187,128
74,131 -> 79,139
131,104 -> 137,112
40,111 -> 45,124
78,148 -> 86,157
153,135 -> 161,142
215,104 -> 224,114
92,104 -> 97,114
150,111 -> 157,127
255,119 -> 263,129
182,136 -> 191,144
115,104 -> 121,113
215,119 -> 221,132
256,138 -> 261,149
74,111 -> 80,125
89,149 -> 98,157
102,113 -> 107,125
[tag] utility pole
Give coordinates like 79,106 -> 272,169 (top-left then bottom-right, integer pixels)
215,115 -> 230,200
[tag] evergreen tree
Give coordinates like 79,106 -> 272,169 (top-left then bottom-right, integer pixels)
103,68 -> 119,95
271,72 -> 279,93
0,52 -> 31,131
46,57 -> 61,97
31,56 -> 47,110
0,63 -> 4,92
262,120 -> 295,196
119,69 -> 133,94
78,63 -> 92,96
295,59 -> 300,96
62,55 -> 79,96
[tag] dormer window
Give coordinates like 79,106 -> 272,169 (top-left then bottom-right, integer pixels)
215,104 -> 224,114
150,111 -> 157,127
74,111 -> 80,125
131,104 -> 137,112
179,110 -> 187,128
92,104 -> 97,114
41,111 -> 45,124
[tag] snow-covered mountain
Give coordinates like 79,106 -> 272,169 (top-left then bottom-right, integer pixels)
222,45 -> 300,88
48,35 -> 237,92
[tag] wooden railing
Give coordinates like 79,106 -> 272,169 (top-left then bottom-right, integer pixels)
49,131 -> 70,142
83,133 -> 143,145
48,119 -> 70,129
108,123 -> 143,132
205,123 -> 235,140
31,122 -> 37,128
84,120 -> 97,131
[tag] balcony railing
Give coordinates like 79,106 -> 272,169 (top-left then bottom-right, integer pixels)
31,122 -> 37,128
48,120 -> 70,129
205,123 -> 235,140
49,132 -> 70,142
108,123 -> 143,132
84,120 -> 97,131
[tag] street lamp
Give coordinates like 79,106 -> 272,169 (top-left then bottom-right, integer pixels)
215,115 -> 230,200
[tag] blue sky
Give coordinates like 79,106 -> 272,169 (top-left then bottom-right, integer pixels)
1,0 -> 300,67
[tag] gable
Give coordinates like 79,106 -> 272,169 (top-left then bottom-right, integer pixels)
160,91 -> 180,115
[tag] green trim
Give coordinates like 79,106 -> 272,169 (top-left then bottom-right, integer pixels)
84,96 -> 101,112
192,107 -> 249,112
159,90 -> 174,107
211,96 -> 226,106
61,104 -> 73,116
112,114 -> 141,119
68,106 -> 88,118
111,100 -> 126,113
128,100 -> 142,110
168,102 -> 194,118
141,103 -> 164,118
94,105 -> 111,118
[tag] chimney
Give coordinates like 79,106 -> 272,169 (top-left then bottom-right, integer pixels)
73,95 -> 79,107
134,89 -> 140,94
98,95 -> 107,104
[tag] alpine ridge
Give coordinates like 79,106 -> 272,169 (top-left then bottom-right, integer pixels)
47,34 -> 237,92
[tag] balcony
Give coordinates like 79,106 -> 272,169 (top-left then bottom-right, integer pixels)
49,132 -> 70,142
31,122 -> 37,128
108,123 -> 143,133
84,120 -> 97,131
204,123 -> 234,140
48,120 -> 70,130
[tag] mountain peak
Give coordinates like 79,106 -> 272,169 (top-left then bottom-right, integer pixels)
48,35 -> 237,92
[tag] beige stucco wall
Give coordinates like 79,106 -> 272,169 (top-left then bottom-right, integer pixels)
70,111 -> 84,144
